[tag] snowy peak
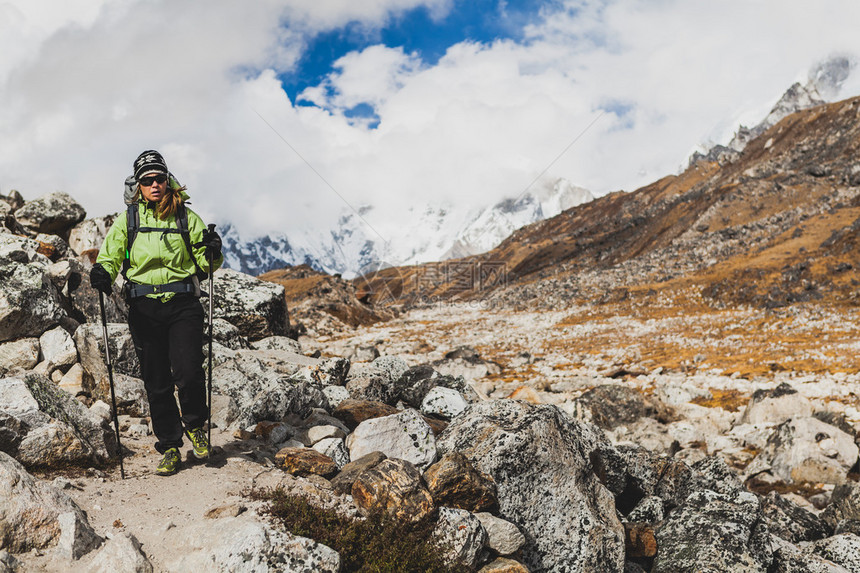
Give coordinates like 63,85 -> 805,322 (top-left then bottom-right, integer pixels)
220,177 -> 593,278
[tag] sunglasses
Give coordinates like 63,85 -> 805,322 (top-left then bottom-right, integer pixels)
139,174 -> 167,186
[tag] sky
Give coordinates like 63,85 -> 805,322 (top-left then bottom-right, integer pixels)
2,0 -> 860,239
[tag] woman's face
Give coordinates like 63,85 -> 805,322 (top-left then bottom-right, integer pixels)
138,173 -> 168,202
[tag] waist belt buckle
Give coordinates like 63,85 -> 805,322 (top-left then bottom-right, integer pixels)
152,284 -> 161,294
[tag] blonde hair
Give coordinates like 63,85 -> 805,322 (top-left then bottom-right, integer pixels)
156,184 -> 186,220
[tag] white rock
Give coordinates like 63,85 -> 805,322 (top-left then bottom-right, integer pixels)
741,384 -> 814,425
0,377 -> 40,415
305,425 -> 346,445
312,437 -> 350,470
655,383 -> 711,406
39,327 -> 78,371
89,533 -> 152,573
0,338 -> 40,372
474,512 -> 526,555
58,363 -> 86,395
421,386 -> 468,419
347,409 -> 437,470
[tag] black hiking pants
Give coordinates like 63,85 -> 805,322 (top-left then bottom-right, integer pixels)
128,293 -> 208,454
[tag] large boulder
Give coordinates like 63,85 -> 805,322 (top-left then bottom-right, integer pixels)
652,489 -> 772,573
63,259 -> 127,324
0,338 -> 40,373
74,323 -> 140,400
740,383 -> 814,425
13,192 -> 86,237
0,259 -> 66,343
211,269 -> 289,341
0,373 -> 114,467
211,352 -> 327,430
39,327 -> 78,373
167,515 -> 340,573
437,400 -> 625,573
68,214 -> 117,258
0,452 -> 100,555
747,416 -> 859,484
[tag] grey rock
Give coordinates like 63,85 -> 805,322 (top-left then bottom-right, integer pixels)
627,495 -> 664,524
762,491 -> 830,543
437,400 -> 624,573
311,437 -> 350,470
0,338 -> 40,372
574,384 -> 654,430
0,259 -> 66,343
63,258 -> 127,324
212,352 -> 328,430
55,510 -> 103,561
2,373 -> 114,467
474,512 -> 526,555
0,550 -> 21,572
748,416 -> 858,484
0,234 -> 50,265
251,335 -> 302,354
770,535 -> 852,573
34,233 -> 69,262
74,323 -> 140,400
741,383 -> 813,425
346,409 -> 437,470
168,515 -> 340,573
652,489 -> 772,573
0,452 -> 97,553
393,364 -> 474,409
812,534 -> 860,573
209,318 -> 251,350
211,269 -> 289,341
68,214 -> 117,258
14,192 -> 86,235
322,385 -> 350,408
89,532 -> 152,573
822,482 -> 860,529
433,507 -> 488,570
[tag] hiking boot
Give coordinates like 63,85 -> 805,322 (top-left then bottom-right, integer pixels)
185,427 -> 211,459
156,448 -> 181,476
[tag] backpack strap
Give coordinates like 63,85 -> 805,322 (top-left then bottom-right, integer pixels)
175,203 -> 207,280
122,203 -> 139,280
122,202 -> 207,281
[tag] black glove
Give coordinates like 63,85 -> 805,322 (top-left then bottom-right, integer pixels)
90,263 -> 113,294
197,228 -> 222,260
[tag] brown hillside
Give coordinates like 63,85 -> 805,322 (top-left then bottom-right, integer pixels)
357,95 -> 860,311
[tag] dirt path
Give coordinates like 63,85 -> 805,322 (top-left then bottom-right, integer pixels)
19,428 -> 283,572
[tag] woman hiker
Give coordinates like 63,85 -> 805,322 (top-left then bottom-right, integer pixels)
90,150 -> 223,476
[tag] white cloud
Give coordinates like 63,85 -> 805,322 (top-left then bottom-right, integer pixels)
3,0 -> 860,243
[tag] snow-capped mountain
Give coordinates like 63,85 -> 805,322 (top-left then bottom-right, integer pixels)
221,177 -> 593,278
690,55 -> 856,165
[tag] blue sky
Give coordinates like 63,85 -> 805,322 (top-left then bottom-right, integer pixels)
3,0 -> 860,244
284,1 -> 541,101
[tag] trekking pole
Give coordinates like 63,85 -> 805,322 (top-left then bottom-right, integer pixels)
206,223 -> 215,448
98,291 -> 125,480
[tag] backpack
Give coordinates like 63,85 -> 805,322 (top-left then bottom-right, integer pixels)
121,175 -> 207,282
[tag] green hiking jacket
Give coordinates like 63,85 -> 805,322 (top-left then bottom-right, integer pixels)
96,199 -> 224,301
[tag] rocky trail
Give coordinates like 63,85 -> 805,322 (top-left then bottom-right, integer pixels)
5,92 -> 860,571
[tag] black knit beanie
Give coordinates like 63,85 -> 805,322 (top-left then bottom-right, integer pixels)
133,150 -> 168,181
